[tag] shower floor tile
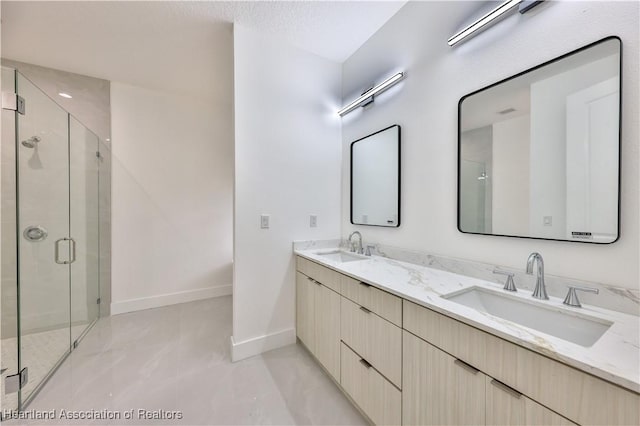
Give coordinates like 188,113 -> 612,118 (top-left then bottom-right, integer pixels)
1,325 -> 88,411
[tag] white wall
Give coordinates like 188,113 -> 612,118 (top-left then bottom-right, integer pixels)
111,82 -> 233,314
232,24 -> 342,361
341,1 -> 639,291
492,114 -> 530,236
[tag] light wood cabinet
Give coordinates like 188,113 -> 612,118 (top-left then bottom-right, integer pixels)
486,376 -> 576,425
403,299 -> 639,426
404,330 -> 576,426
296,271 -> 315,353
524,398 -> 577,426
341,343 -> 402,426
341,296 -> 402,388
297,256 -> 639,426
341,274 -> 402,326
486,375 -> 525,426
296,270 -> 341,381
403,330 -> 486,425
297,256 -> 340,292
314,282 -> 341,381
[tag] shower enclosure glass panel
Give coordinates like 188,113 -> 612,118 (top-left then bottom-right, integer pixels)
1,69 -> 102,411
69,117 -> 100,344
16,72 -> 72,405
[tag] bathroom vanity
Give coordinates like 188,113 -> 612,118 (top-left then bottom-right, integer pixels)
293,246 -> 639,426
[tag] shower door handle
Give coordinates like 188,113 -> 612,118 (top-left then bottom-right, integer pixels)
54,238 -> 72,265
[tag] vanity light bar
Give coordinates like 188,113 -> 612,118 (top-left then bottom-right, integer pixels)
338,72 -> 405,116
448,0 -> 522,47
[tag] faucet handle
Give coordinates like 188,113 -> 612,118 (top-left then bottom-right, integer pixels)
365,245 -> 375,256
563,286 -> 599,308
493,270 -> 517,292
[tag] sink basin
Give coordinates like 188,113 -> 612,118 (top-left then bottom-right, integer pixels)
315,250 -> 368,263
443,287 -> 612,347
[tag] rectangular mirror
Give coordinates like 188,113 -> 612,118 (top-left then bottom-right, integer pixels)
458,37 -> 621,243
351,125 -> 401,227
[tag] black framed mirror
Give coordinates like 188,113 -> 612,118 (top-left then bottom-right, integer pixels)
458,36 -> 621,244
351,125 -> 401,227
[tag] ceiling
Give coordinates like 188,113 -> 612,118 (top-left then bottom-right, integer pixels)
1,1 -> 407,100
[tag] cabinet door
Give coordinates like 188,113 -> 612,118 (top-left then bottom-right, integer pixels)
487,376 -> 576,426
296,272 -> 315,353
315,284 -> 341,381
403,331 -> 486,425
486,376 -> 525,425
524,398 -> 576,426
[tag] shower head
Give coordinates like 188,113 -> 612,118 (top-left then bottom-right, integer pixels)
21,136 -> 41,148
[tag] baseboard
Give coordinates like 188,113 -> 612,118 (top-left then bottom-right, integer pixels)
230,328 -> 296,362
111,285 -> 232,315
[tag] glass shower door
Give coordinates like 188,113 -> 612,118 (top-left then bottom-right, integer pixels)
69,116 -> 100,344
15,72 -> 71,405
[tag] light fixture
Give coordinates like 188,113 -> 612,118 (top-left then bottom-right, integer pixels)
338,72 -> 405,116
58,92 -> 73,99
448,0 -> 523,47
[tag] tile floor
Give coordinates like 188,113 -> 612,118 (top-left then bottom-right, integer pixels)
4,296 -> 366,425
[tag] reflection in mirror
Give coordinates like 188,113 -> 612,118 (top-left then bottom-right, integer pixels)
351,125 -> 401,227
458,37 -> 620,243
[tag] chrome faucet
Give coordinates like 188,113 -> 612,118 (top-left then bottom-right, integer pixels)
563,286 -> 599,308
493,270 -> 517,292
526,252 -> 548,300
348,231 -> 363,254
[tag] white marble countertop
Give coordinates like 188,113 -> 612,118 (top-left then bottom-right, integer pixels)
294,246 -> 640,393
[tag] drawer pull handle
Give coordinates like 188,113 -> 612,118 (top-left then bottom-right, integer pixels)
359,306 -> 371,314
359,282 -> 371,288
491,379 -> 522,399
359,358 -> 372,369
454,359 -> 480,374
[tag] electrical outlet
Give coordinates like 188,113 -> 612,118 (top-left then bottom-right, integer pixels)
310,215 -> 317,228
260,214 -> 270,229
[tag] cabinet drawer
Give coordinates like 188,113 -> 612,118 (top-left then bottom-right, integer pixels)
340,343 -> 401,426
296,256 -> 340,292
341,297 -> 402,388
341,274 -> 402,326
403,300 -> 639,426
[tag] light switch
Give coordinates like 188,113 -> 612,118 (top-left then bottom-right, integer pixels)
260,215 -> 270,229
310,215 -> 317,228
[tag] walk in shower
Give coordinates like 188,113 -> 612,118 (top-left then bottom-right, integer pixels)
1,67 -> 106,411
